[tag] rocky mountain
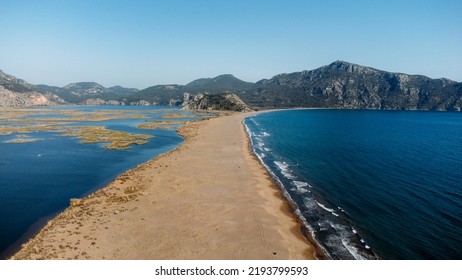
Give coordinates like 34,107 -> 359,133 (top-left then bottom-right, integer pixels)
0,69 -> 32,93
124,84 -> 183,106
0,70 -> 65,106
0,87 -> 53,107
180,92 -> 254,112
127,74 -> 252,106
241,61 -> 462,110
0,70 -> 140,106
107,86 -> 139,96
34,84 -> 80,103
78,98 -> 152,106
1,62 -> 461,110
185,74 -> 253,94
124,63 -> 462,111
62,82 -> 139,103
80,98 -> 123,106
61,82 -> 136,97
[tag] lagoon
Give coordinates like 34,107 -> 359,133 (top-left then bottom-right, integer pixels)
0,106 -> 197,258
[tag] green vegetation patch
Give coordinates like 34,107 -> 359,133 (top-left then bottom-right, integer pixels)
62,126 -> 153,150
137,120 -> 187,130
160,112 -> 192,119
0,108 -> 154,150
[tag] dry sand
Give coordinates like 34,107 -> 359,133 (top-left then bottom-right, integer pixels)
12,112 -> 320,260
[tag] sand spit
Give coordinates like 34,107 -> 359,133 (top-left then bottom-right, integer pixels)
12,112 -> 318,260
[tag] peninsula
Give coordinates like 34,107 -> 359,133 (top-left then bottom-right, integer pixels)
12,112 -> 319,260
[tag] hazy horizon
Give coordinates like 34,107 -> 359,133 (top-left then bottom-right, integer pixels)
1,0 -> 461,89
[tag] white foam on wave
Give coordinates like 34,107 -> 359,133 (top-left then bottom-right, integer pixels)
243,121 -> 254,140
330,223 -> 368,260
303,197 -> 317,209
293,181 -> 308,187
293,180 -> 313,188
257,141 -> 265,147
316,201 -> 339,217
243,118 -> 332,259
274,161 -> 296,179
293,187 -> 309,194
291,181 -> 310,193
261,131 -> 270,137
274,160 -> 289,169
318,219 -> 332,231
341,238 -> 367,260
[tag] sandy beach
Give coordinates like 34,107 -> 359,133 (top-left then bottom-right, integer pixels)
12,112 -> 319,260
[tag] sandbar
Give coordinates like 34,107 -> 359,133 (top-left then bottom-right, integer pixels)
12,112 -> 319,260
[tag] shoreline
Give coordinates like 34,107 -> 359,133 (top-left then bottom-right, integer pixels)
242,114 -> 329,260
12,111 -> 321,260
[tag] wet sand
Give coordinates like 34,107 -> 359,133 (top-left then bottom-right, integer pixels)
12,112 -> 319,260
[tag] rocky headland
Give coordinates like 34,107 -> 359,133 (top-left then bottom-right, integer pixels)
180,92 -> 254,112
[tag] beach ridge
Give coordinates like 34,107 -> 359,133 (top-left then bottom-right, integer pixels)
12,112 -> 319,260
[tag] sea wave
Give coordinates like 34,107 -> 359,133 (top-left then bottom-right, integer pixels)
274,161 -> 296,180
316,201 -> 339,217
291,181 -> 310,194
243,116 -> 378,260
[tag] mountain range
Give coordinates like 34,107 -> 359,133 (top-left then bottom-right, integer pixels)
1,61 -> 461,110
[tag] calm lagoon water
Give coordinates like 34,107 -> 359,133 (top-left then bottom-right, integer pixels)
244,109 -> 462,259
0,106 -> 194,258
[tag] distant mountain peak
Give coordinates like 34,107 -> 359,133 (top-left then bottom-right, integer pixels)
330,60 -> 354,66
63,82 -> 105,90
323,60 -> 378,75
214,74 -> 238,79
248,61 -> 462,111
185,74 -> 253,93
186,74 -> 245,85
0,70 -> 30,86
107,85 -> 139,95
327,60 -> 357,69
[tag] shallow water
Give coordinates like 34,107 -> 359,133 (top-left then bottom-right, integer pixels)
0,106 -> 195,258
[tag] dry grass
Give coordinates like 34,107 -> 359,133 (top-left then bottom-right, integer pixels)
137,120 -> 187,130
3,136 -> 43,143
0,107 -> 156,150
160,112 -> 192,119
62,126 -> 153,150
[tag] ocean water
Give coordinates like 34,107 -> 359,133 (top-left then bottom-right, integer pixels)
0,106 -> 196,258
244,109 -> 462,259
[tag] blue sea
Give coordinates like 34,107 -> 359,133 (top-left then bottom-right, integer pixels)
0,106 -> 197,258
244,109 -> 462,259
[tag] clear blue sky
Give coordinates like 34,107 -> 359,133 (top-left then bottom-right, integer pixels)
1,0 -> 461,89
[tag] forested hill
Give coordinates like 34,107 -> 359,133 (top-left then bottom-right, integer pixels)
240,61 -> 462,111
2,62 -> 461,111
